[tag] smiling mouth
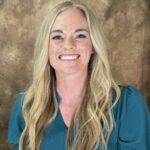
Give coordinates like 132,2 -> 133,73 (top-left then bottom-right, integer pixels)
58,54 -> 80,61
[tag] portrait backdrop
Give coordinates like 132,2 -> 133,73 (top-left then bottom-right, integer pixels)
0,0 -> 149,149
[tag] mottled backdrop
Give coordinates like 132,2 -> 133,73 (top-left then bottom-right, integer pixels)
0,0 -> 149,149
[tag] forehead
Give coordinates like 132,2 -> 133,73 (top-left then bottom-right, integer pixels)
51,8 -> 89,30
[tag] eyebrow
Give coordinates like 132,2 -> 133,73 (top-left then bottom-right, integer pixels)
50,28 -> 89,34
75,28 -> 89,33
50,29 -> 63,34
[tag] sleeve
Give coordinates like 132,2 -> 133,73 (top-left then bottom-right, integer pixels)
14,144 -> 19,150
8,92 -> 25,145
118,86 -> 150,150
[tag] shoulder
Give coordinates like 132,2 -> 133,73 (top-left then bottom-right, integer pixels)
113,85 -> 149,121
10,91 -> 26,120
115,85 -> 147,112
119,85 -> 144,99
11,91 -> 26,113
16,91 -> 26,101
113,85 -> 150,148
15,91 -> 26,104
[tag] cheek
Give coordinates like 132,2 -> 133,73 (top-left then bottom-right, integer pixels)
78,41 -> 93,53
48,43 -> 57,64
49,42 -> 56,53
48,42 -> 61,58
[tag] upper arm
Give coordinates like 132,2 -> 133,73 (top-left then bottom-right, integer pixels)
8,93 -> 25,145
118,86 -> 150,150
14,144 -> 19,150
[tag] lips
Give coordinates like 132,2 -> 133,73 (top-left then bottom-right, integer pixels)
58,54 -> 80,60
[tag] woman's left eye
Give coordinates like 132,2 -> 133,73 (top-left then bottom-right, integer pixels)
76,34 -> 87,39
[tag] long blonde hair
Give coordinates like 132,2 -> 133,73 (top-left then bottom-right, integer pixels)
19,1 -> 120,150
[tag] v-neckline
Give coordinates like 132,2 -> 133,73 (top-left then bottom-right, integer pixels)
57,108 -> 69,129
56,91 -> 69,129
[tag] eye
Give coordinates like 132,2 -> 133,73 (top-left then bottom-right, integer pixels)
51,35 -> 64,40
76,34 -> 87,39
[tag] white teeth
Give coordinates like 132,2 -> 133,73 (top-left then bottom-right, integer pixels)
59,55 -> 79,60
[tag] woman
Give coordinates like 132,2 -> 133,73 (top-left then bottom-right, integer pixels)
8,1 -> 150,150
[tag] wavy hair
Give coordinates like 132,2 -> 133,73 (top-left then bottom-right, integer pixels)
19,1 -> 121,150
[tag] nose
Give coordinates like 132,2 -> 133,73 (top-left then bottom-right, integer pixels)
63,37 -> 75,50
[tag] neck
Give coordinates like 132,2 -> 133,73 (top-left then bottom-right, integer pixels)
55,71 -> 88,105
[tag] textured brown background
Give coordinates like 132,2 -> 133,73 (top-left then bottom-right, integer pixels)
0,0 -> 149,149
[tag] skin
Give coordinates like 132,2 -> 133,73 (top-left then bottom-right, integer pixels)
48,8 -> 93,127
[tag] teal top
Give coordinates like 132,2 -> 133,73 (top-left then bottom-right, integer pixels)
8,86 -> 150,150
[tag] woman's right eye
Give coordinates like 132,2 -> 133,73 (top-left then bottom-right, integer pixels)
51,35 -> 63,40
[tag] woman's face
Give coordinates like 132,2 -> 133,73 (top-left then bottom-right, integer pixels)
48,8 -> 93,76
